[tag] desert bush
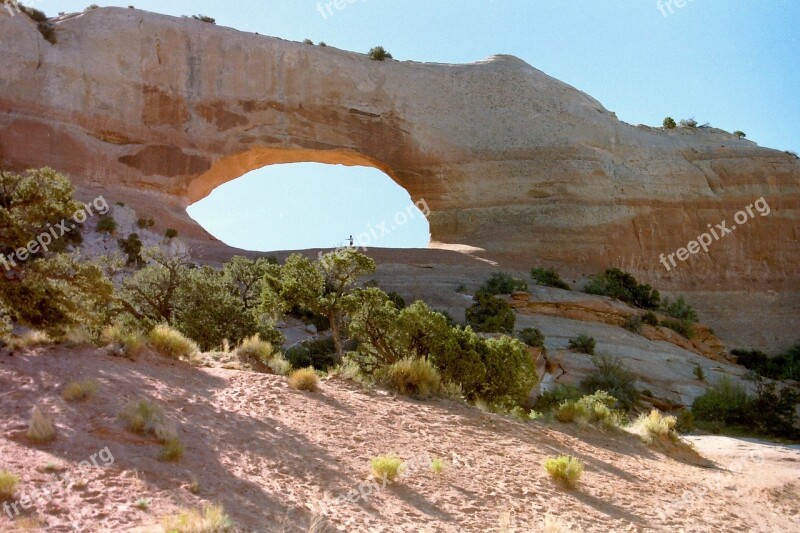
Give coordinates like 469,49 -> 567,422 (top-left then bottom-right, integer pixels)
382,357 -> 442,399
96,215 -> 117,233
693,365 -> 705,382
642,311 -> 659,326
530,267 -> 571,290
267,354 -> 292,376
303,38 -> 314,45
480,272 -> 528,295
161,504 -> 233,532
165,228 -> 178,239
27,406 -> 56,443
691,377 -> 752,425
4,330 -> 52,351
663,117 -> 677,129
568,334 -> 595,355
429,326 -> 486,398
583,268 -> 660,310
517,327 -> 545,348
62,379 -> 98,402
734,130 -> 746,139
137,217 -> 155,229
430,457 -> 445,474
732,345 -> 800,381
555,391 -> 623,428
660,319 -> 695,339
118,233 -> 145,267
623,316 -> 642,333
479,336 -> 537,407
370,456 -> 403,481
580,354 -> 638,410
751,382 -> 800,439
235,334 -> 274,367
61,327 -> 93,346
368,46 -> 392,61
631,409 -> 679,445
101,324 -> 145,357
120,399 -> 177,442
680,118 -> 698,128
148,325 -> 198,359
0,470 -> 20,499
675,408 -> 695,433
786,150 -> 799,159
544,456 -> 583,489
159,438 -> 185,462
660,296 -> 698,322
465,292 -> 515,334
191,14 -> 216,24
289,368 -> 319,392
534,384 -> 582,411
284,338 -> 338,371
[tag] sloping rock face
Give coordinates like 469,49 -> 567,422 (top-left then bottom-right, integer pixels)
0,8 -> 798,348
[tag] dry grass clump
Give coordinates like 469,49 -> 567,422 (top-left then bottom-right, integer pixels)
61,327 -> 94,347
236,334 -> 274,363
541,514 -> 576,533
383,357 -> 441,399
160,504 -> 233,532
101,324 -> 146,357
630,409 -> 680,445
430,457 -> 445,474
159,438 -> 185,462
120,399 -> 183,461
27,406 -> 56,443
289,368 -> 319,392
62,378 -> 99,402
6,330 -> 52,351
544,455 -> 583,489
554,391 -> 624,429
0,469 -> 20,499
370,455 -> 404,482
268,354 -> 293,376
148,325 -> 199,359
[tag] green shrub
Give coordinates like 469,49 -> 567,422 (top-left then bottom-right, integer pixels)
137,217 -> 155,229
480,272 -> 528,295
555,391 -> 623,428
660,296 -> 698,322
517,327 -> 545,348
534,384 -> 582,411
148,325 -> 198,359
368,46 -> 392,61
568,334 -> 595,355
530,267 -> 570,290
191,14 -> 216,23
0,470 -> 19,499
680,118 -> 698,128
284,338 -> 338,371
303,38 -> 314,45
165,228 -> 178,239
583,268 -> 660,310
429,326 -> 487,398
543,456 -> 583,489
732,345 -> 800,381
663,117 -> 677,129
660,319 -> 695,339
370,456 -> 403,481
430,457 -> 445,474
751,382 -> 799,439
159,438 -> 185,462
120,399 -> 176,440
631,409 -> 679,445
118,233 -> 145,267
235,334 -> 275,364
383,357 -> 442,399
623,316 -> 642,334
96,215 -> 117,233
675,409 -> 695,433
693,366 -> 705,382
733,130 -> 746,139
580,354 -> 638,410
288,368 -> 319,392
642,311 -> 659,326
465,292 -> 515,334
479,336 -> 537,407
691,377 -> 752,425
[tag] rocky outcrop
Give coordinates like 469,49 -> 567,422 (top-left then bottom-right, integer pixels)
0,7 -> 798,348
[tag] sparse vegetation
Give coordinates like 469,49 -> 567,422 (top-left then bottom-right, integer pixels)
120,399 -> 177,442
630,409 -> 679,445
161,504 -> 233,532
235,334 -> 275,365
101,324 -> 146,358
96,215 -> 117,233
118,233 -> 145,267
517,327 -> 545,348
663,117 -> 677,129
148,324 -> 199,359
430,457 -> 445,474
533,384 -> 582,411
62,379 -> 99,402
288,368 -> 319,392
137,217 -> 155,229
580,354 -> 638,410
4,330 -> 53,351
465,292 -> 515,334
370,456 -> 403,481
544,456 -> 583,489
660,318 -> 695,339
693,365 -> 705,382
479,272 -> 528,295
733,130 -> 746,139
159,438 -> 185,462
568,334 -> 595,355
135,498 -> 151,510
191,14 -> 216,24
660,296 -> 698,322
165,228 -> 178,239
382,357 -> 442,399
303,38 -> 314,45
530,267 -> 571,290
27,406 -> 56,443
368,46 -> 393,61
554,391 -> 624,429
642,311 -> 659,326
623,315 -> 643,333
680,118 -> 698,128
731,344 -> 800,381
0,469 -> 19,499
267,354 -> 293,376
691,377 -> 752,426
583,268 -> 660,310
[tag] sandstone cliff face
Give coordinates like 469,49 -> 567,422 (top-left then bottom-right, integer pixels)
0,8 -> 798,347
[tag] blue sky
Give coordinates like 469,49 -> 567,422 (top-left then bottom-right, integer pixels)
34,0 -> 800,251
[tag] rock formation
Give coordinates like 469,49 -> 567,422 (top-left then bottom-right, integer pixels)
1,7 -> 798,349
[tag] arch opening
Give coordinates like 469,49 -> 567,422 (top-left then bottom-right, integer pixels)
187,162 -> 431,252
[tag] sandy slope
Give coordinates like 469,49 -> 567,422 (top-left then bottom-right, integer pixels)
0,346 -> 798,532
